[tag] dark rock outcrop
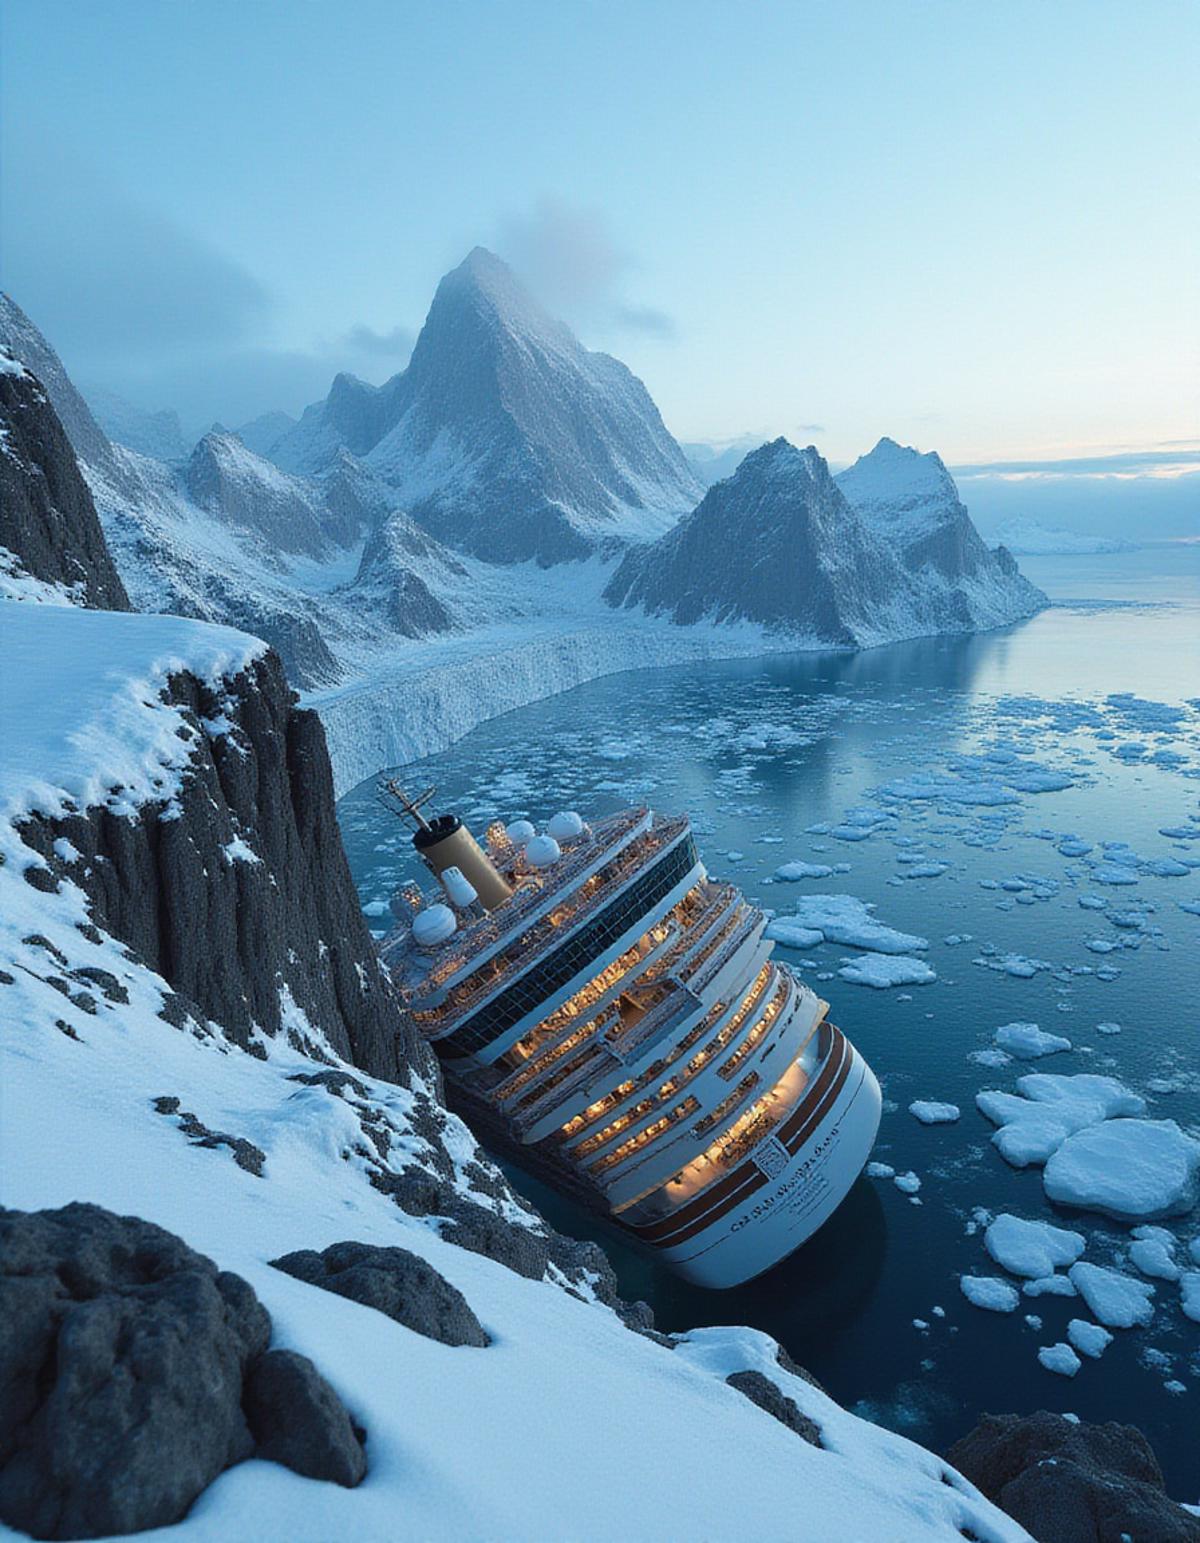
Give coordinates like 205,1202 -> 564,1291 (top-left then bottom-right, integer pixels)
0,361 -> 131,609
726,1370 -> 823,1449
273,1240 -> 489,1347
243,1350 -> 367,1488
15,646 -> 434,1084
946,1410 -> 1200,1543
0,1203 -> 364,1542
272,247 -> 702,564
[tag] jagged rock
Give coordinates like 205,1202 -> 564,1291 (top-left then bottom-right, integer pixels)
946,1410 -> 1200,1543
0,360 -> 130,609
242,1349 -> 366,1488
181,431 -> 332,558
15,648 -> 435,1083
152,1096 -> 267,1177
0,1204 -> 367,1540
726,1370 -> 823,1449
272,1240 -> 489,1348
272,247 -> 703,564
345,509 -> 462,636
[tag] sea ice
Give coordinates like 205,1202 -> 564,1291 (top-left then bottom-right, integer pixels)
1043,1119 -> 1200,1221
764,920 -> 824,949
1181,1272 -> 1200,1324
975,1073 -> 1146,1168
992,1022 -> 1072,1060
960,1276 -> 1020,1313
770,894 -> 928,953
1066,1319 -> 1113,1359
1129,1238 -> 1180,1281
839,954 -> 937,989
909,1101 -> 960,1125
1024,1275 -> 1077,1299
983,1214 -> 1085,1279
1038,1343 -> 1082,1377
866,1162 -> 895,1179
899,862 -> 949,879
775,861 -> 834,881
894,1172 -> 922,1194
1068,1263 -> 1155,1328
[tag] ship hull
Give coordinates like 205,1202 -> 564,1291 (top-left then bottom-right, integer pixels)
632,1035 -> 882,1289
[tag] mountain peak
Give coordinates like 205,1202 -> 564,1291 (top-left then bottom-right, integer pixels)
429,245 -> 572,352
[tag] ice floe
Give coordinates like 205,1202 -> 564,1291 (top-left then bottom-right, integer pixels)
1068,1262 -> 1155,1328
976,1073 -> 1146,1168
1023,1274 -> 1078,1299
774,860 -> 834,881
992,1022 -> 1073,1060
1066,1319 -> 1113,1359
838,954 -> 937,989
983,1214 -> 1086,1278
767,893 -> 928,953
1043,1119 -> 1200,1221
909,1101 -> 960,1125
960,1276 -> 1020,1313
1038,1343 -> 1082,1377
1181,1272 -> 1200,1323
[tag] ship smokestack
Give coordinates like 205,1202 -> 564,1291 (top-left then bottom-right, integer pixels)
377,780 -> 513,912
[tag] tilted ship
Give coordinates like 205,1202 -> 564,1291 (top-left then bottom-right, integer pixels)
379,783 -> 882,1288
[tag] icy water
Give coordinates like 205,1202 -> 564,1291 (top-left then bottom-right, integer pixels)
339,547 -> 1200,1491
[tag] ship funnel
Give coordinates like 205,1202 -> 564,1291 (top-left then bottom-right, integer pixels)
377,779 -> 515,912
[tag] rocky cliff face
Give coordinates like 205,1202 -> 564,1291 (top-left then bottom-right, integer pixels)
16,641 -> 432,1083
272,248 -> 703,565
606,436 -> 1046,643
346,509 -> 464,637
182,431 -> 335,559
0,358 -> 131,609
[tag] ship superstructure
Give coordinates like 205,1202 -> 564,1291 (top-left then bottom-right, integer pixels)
380,783 -> 882,1288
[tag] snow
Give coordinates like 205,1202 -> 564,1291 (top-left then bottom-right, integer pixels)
1043,1120 -> 1200,1221
1066,1319 -> 1113,1359
975,1073 -> 1146,1168
1038,1343 -> 1082,1377
838,954 -> 937,989
992,1022 -> 1072,1060
983,1214 -> 1086,1279
763,893 -> 928,954
960,1276 -> 1020,1313
1068,1263 -> 1155,1328
909,1102 -> 960,1125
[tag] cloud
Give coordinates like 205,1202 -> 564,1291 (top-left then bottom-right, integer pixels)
341,323 -> 416,360
794,422 -> 826,435
497,196 -> 677,341
952,447 -> 1200,479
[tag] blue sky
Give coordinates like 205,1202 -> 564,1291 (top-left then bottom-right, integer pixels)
2,0 -> 1196,527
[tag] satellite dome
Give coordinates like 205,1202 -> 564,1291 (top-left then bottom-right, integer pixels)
505,818 -> 536,844
440,865 -> 479,909
412,903 -> 457,947
524,834 -> 561,868
547,810 -> 584,841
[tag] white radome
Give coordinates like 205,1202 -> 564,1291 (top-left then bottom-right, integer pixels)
525,834 -> 562,868
412,903 -> 458,947
505,819 -> 536,843
440,866 -> 479,909
547,810 -> 585,841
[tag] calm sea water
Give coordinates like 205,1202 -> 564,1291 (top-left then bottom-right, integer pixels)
339,546 -> 1200,1491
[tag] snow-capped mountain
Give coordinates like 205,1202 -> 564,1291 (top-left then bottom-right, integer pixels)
991,518 -> 1139,556
683,435 -> 762,487
606,438 -> 1046,643
182,431 -> 340,559
836,439 -> 1045,626
345,509 -> 465,637
84,384 -> 189,462
234,408 -> 298,459
271,248 -> 704,565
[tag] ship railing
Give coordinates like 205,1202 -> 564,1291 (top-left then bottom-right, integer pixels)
512,1044 -> 622,1136
602,983 -> 703,1066
688,908 -> 764,994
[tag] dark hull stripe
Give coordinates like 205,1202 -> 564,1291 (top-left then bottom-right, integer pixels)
623,1027 -> 850,1248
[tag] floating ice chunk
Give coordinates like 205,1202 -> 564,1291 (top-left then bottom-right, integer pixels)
993,1022 -> 1072,1060
970,1047 -> 1012,1069
1066,1319 -> 1113,1359
1068,1262 -> 1155,1328
1143,858 -> 1190,877
880,775 -> 1019,806
1038,1343 -> 1082,1377
1024,1314 -> 1043,1330
774,860 -> 834,881
960,1276 -> 1020,1313
900,862 -> 950,879
839,954 -> 937,989
1182,1272 -> 1200,1324
1163,1380 -> 1187,1395
764,920 -> 824,949
866,1161 -> 895,1179
1077,895 -> 1108,910
983,1214 -> 1086,1278
1058,840 -> 1093,857
1044,1119 -> 1200,1221
976,1073 -> 1146,1168
1129,1238 -> 1180,1281
1191,1238 -> 1200,1266
973,951 -> 1054,978
361,898 -> 390,917
894,1171 -> 922,1194
909,1101 -> 960,1125
767,894 -> 928,954
1095,1021 -> 1122,1036
1180,900 -> 1200,917
1024,1274 -> 1078,1298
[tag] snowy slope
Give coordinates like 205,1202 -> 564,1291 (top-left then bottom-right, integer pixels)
84,384 -> 189,462
0,597 -> 1028,1543
272,248 -> 705,564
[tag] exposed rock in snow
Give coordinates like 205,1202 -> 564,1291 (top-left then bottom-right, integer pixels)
948,1411 -> 1200,1543
272,248 -> 703,564
983,1213 -> 1086,1278
343,508 -> 464,637
960,1275 -> 1020,1313
1043,1119 -> 1200,1221
181,431 -> 349,559
909,1101 -> 960,1124
992,1021 -> 1072,1060
1068,1262 -> 1155,1328
0,357 -> 131,610
608,437 -> 1045,643
976,1073 -> 1146,1168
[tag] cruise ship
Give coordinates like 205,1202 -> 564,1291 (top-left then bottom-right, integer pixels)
379,784 -> 882,1289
